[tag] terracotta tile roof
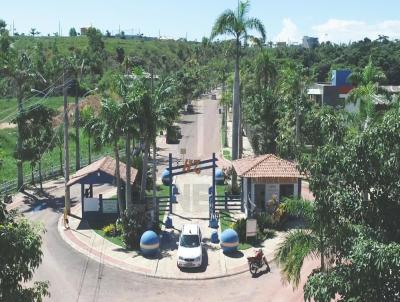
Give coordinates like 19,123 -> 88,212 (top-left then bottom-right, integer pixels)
67,156 -> 138,186
232,154 -> 301,179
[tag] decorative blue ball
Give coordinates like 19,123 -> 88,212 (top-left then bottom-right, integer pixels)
211,230 -> 219,243
215,168 -> 224,185
140,230 -> 159,256
161,169 -> 171,186
220,229 -> 239,253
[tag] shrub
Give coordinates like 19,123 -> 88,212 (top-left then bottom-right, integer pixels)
231,218 -> 247,242
256,212 -> 274,230
121,208 -> 147,249
272,203 -> 288,229
102,223 -> 121,237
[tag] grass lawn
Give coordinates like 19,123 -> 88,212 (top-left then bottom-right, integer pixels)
0,96 -> 66,122
88,220 -> 125,248
216,184 -> 226,196
0,127 -> 114,184
219,210 -> 252,250
223,148 -> 232,161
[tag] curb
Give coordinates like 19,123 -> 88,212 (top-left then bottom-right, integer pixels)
57,213 -> 249,281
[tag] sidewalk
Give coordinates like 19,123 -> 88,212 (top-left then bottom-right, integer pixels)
60,199 -> 285,280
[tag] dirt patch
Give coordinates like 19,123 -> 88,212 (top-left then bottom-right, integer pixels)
0,122 -> 16,130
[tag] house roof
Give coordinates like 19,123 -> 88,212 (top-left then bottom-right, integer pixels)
67,156 -> 138,187
232,154 -> 301,179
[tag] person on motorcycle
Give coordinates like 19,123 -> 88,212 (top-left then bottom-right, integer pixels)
255,249 -> 270,272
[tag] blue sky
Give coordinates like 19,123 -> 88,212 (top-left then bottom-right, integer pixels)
2,0 -> 400,43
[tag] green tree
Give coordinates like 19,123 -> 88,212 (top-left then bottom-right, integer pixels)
0,45 -> 42,190
29,28 -> 40,37
211,0 -> 266,160
99,98 -> 125,216
0,201 -> 49,301
12,105 -> 56,191
69,27 -> 77,37
348,58 -> 387,127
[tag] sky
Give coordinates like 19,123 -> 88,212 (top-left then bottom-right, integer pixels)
2,0 -> 400,43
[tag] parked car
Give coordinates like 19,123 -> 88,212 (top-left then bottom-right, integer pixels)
177,224 -> 203,268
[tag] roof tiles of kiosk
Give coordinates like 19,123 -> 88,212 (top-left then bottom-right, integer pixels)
67,156 -> 138,187
232,154 -> 301,179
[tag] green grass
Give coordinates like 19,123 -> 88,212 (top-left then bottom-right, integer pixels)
89,220 -> 125,248
223,148 -> 232,161
219,210 -> 252,250
145,184 -> 170,197
216,184 -> 226,196
0,96 -> 66,122
0,127 -> 114,183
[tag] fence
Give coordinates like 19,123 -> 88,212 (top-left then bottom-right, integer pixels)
214,193 -> 243,212
144,195 -> 170,214
0,149 -> 126,198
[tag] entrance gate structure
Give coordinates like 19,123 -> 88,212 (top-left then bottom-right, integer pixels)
167,152 -> 217,216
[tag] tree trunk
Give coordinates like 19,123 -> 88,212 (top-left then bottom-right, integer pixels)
114,141 -> 124,217
88,132 -> 91,164
16,91 -> 24,191
139,141 -> 150,201
75,84 -> 80,171
59,146 -> 63,173
232,38 -> 240,161
125,132 -> 132,212
152,140 -> 158,226
239,99 -> 243,158
38,160 -> 43,192
231,37 -> 241,186
31,163 -> 34,184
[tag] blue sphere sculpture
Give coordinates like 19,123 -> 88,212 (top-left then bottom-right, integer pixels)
161,169 -> 171,186
140,230 -> 159,256
220,229 -> 239,253
215,168 -> 224,185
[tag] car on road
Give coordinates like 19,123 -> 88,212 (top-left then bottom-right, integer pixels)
177,224 -> 203,268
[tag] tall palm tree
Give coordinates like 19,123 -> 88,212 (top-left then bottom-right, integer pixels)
99,99 -> 125,217
348,58 -> 386,127
211,0 -> 266,160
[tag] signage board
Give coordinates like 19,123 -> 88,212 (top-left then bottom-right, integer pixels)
103,199 -> 118,214
246,219 -> 257,238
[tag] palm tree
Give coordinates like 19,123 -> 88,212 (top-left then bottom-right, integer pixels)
211,0 -> 266,160
275,198 -> 326,287
348,58 -> 386,127
99,99 -> 125,216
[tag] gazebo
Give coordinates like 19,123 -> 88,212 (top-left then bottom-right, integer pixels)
232,154 -> 302,217
67,156 -> 138,219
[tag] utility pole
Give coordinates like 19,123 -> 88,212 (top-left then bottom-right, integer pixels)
63,71 -> 71,214
75,80 -> 80,171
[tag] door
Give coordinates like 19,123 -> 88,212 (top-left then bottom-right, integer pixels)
279,184 -> 294,200
254,184 -> 266,211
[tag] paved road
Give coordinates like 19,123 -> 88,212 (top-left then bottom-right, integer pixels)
19,93 -> 315,301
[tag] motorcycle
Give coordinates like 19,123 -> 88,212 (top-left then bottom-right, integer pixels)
247,249 -> 270,277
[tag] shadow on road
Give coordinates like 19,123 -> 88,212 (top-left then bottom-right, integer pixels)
223,250 -> 244,258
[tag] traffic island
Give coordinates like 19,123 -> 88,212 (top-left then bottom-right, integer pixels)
58,204 -> 284,280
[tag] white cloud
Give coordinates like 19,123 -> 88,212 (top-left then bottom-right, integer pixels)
312,19 -> 400,43
274,18 -> 301,43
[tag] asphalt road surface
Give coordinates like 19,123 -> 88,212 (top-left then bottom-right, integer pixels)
22,95 -> 315,301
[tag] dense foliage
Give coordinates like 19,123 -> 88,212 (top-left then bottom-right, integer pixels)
0,201 -> 49,301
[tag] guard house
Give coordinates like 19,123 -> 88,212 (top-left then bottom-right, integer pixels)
67,156 -> 138,219
232,154 -> 302,217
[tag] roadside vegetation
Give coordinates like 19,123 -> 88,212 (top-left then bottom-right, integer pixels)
1,1 -> 400,300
